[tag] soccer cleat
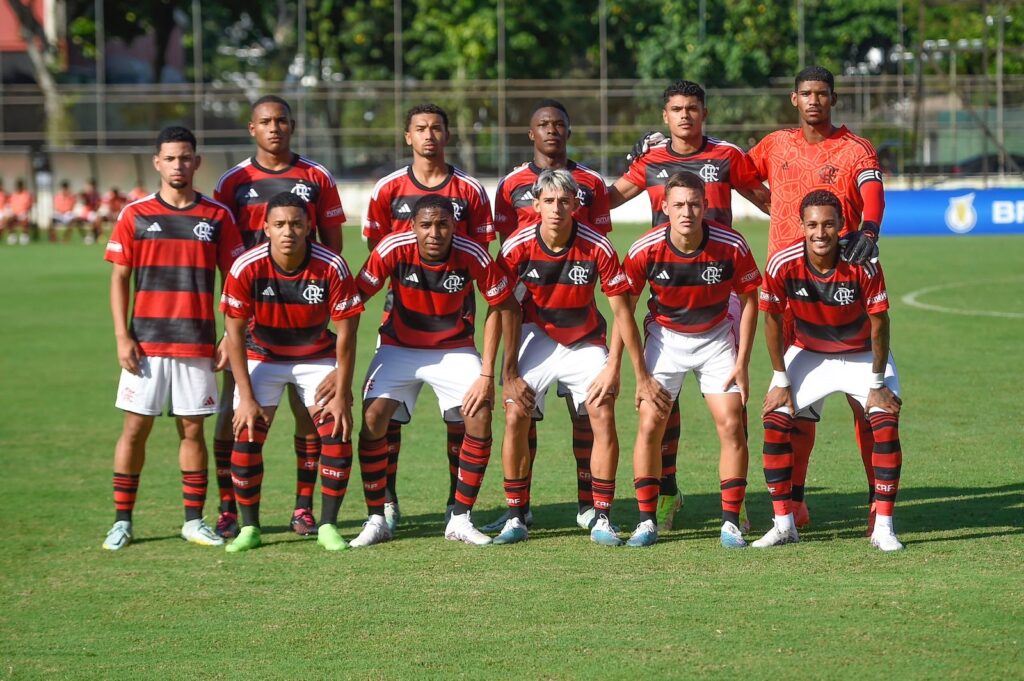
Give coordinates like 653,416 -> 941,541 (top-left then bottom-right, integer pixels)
739,502 -> 751,534
6,233 -> 17,246
83,234 -> 96,245
316,524 -> 348,551
290,508 -> 318,536
216,511 -> 239,539
625,519 -> 658,547
181,518 -> 224,546
720,521 -> 748,549
444,512 -> 492,546
793,501 -> 811,528
590,515 -> 624,546
102,520 -> 133,551
18,233 -> 29,246
492,517 -> 529,545
482,508 -> 534,533
655,493 -> 683,531
384,500 -> 401,533
349,515 -> 392,548
751,521 -> 800,548
225,526 -> 262,553
870,528 -> 904,552
576,506 -> 596,530
865,501 -> 878,537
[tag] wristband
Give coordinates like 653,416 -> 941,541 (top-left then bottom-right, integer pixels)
772,370 -> 790,388
869,372 -> 885,389
480,373 -> 494,379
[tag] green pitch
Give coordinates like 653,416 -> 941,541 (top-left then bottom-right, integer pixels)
0,224 -> 1021,679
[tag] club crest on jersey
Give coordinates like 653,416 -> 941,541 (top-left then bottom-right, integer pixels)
568,264 -> 590,285
290,182 -> 312,202
450,200 -> 465,221
441,273 -> 466,293
698,162 -> 720,184
576,187 -> 589,205
818,164 -> 838,184
833,286 -> 855,305
701,265 -> 723,285
193,221 -> 214,241
302,283 -> 325,304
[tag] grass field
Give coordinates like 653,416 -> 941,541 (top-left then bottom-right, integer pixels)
1,222 -> 1022,680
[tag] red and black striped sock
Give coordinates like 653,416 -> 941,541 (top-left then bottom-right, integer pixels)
452,434 -> 491,514
358,435 -> 388,517
572,418 -> 594,510
294,434 -> 319,510
634,476 -> 659,523
113,472 -> 140,522
790,419 -> 815,503
659,400 -> 681,496
446,421 -> 466,507
181,469 -> 208,522
213,438 -> 236,514
721,477 -> 747,526
232,419 -> 269,528
316,418 -> 352,526
504,477 -> 530,521
868,412 -> 902,517
385,420 -> 402,501
762,411 -> 794,516
525,420 -> 538,514
592,477 -> 616,519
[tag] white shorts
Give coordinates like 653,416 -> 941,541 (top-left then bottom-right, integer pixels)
518,323 -> 608,418
235,358 -> 336,410
115,356 -> 218,417
770,347 -> 901,420
362,345 -> 482,423
644,318 -> 739,398
726,291 -> 741,348
53,212 -> 75,225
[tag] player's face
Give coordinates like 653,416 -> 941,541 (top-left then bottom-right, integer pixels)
533,187 -> 579,229
662,95 -> 706,141
801,205 -> 842,258
405,113 -> 449,159
249,103 -> 293,155
663,185 -> 706,238
791,80 -> 836,126
413,207 -> 455,261
528,107 -> 570,156
264,206 -> 310,258
153,142 -> 200,190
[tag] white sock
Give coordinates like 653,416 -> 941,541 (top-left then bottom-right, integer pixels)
775,512 -> 795,533
874,513 -> 894,534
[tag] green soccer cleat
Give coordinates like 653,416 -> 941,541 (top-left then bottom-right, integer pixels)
225,526 -> 262,553
316,524 -> 348,551
655,492 -> 683,531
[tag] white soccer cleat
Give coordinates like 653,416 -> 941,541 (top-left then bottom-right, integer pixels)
384,501 -> 401,533
181,518 -> 224,546
751,522 -> 800,548
444,512 -> 492,546
590,515 -> 624,546
482,508 -> 534,533
576,506 -> 596,530
349,515 -> 392,548
870,528 -> 905,552
102,520 -> 133,551
492,517 -> 529,545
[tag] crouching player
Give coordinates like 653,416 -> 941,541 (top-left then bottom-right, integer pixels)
495,169 -> 671,546
622,171 -> 761,547
221,192 -> 363,553
350,195 -> 524,547
754,190 -> 904,552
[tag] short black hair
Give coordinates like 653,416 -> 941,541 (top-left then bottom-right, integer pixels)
405,103 -> 449,132
60,180 -> 69,189
795,66 -> 835,93
799,189 -> 843,221
251,94 -> 292,118
412,194 -> 455,220
156,126 -> 197,152
663,170 -> 705,197
265,191 -> 309,218
15,178 -> 26,190
532,99 -> 570,124
663,80 -> 706,105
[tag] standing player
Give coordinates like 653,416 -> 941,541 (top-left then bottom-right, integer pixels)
487,99 -> 612,533
5,179 -> 34,245
754,190 -> 904,552
221,192 -> 363,553
609,80 -> 770,530
362,103 -> 495,532
351,195 -> 523,547
495,169 -> 671,545
749,66 -> 886,531
621,172 -> 760,547
101,126 -> 243,551
213,94 -> 347,539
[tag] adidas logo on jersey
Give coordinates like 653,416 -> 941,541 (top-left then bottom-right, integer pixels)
656,169 -> 669,179
525,268 -> 540,279
262,286 -> 275,296
203,396 -> 216,407
520,190 -> 535,202
404,272 -> 419,283
656,270 -> 670,280
794,287 -> 809,296
147,222 -> 162,232
247,188 -> 259,198
397,203 -> 412,215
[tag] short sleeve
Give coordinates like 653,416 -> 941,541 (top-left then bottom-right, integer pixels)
217,212 -> 245,275
758,265 -> 787,314
862,263 -> 889,315
474,257 -> 514,305
597,245 -> 630,297
493,179 -> 518,239
731,149 -> 764,192
316,176 -> 346,230
586,181 -> 613,233
748,137 -> 770,182
621,155 -> 648,190
363,188 -> 391,242
104,207 -> 135,266
622,244 -> 648,297
732,244 -> 762,295
356,247 -> 390,299
468,189 -> 496,245
221,268 -> 253,319
328,257 -> 365,321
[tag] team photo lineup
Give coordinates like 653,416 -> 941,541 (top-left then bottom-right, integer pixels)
98,64 -> 910,555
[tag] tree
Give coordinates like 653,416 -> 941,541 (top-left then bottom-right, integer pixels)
3,0 -> 66,143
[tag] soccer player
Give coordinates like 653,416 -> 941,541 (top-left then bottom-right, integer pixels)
495,169 -> 671,546
76,179 -> 102,244
362,103 -> 495,532
609,79 -> 770,530
749,65 -> 886,531
97,187 -> 127,239
221,192 -> 362,553
101,125 -> 243,551
52,180 -> 78,243
5,179 -> 34,245
753,189 -> 904,552
622,171 -> 761,547
487,99 -> 613,533
351,194 -> 523,547
213,94 -> 347,539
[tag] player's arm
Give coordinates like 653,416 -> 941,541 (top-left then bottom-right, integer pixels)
318,224 -> 342,255
224,315 -> 266,440
736,183 -> 771,216
109,263 -> 142,376
463,305 -> 501,419
842,171 -> 885,264
722,290 -> 758,405
322,315 -> 359,438
761,310 -> 793,417
866,310 -> 901,415
607,176 -> 643,210
597,293 -> 671,415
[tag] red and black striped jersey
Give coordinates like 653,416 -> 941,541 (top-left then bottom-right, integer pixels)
760,239 -> 889,353
356,232 -> 512,350
494,160 -> 612,237
221,242 -> 363,362
621,136 -> 762,228
363,165 -> 494,246
624,221 -> 761,334
214,154 -> 346,250
105,192 -> 244,359
498,221 -> 629,347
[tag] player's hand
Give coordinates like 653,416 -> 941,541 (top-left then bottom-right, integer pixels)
866,386 -> 902,416
626,131 -> 666,163
314,372 -> 339,408
761,386 -> 794,419
635,373 -> 672,416
116,334 -> 143,376
462,375 -> 495,418
587,365 -> 620,405
502,375 -> 536,414
233,397 -> 266,441
320,393 -> 354,440
722,364 -> 750,406
214,337 -> 229,372
840,224 -> 880,265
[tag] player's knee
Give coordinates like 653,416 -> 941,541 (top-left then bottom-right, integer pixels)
177,416 -> 206,443
502,402 -> 532,433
